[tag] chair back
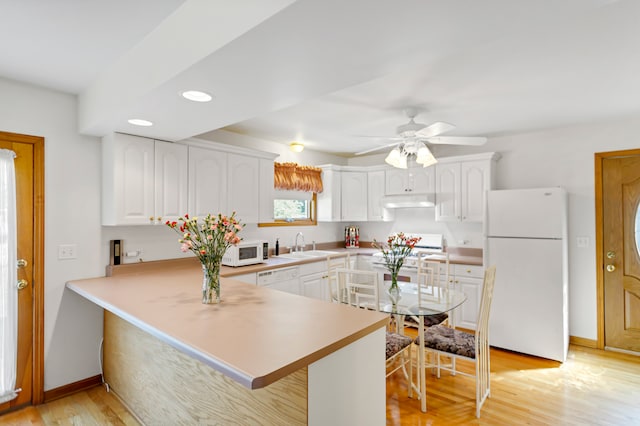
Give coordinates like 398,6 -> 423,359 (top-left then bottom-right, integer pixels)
476,265 -> 497,342
336,268 -> 380,311
326,253 -> 351,303
417,253 -> 450,290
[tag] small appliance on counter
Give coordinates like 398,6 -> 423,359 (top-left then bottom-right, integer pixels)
222,240 -> 268,267
345,226 -> 359,248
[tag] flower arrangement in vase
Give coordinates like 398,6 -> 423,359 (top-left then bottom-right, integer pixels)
166,212 -> 244,304
373,232 -> 421,305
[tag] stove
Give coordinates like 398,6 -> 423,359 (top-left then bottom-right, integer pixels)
371,233 -> 444,269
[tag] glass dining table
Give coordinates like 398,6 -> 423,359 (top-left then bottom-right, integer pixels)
379,281 -> 467,413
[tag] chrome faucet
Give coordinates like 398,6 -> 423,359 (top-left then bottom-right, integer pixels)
295,232 -> 305,252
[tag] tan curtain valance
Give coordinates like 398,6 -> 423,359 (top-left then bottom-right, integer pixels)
274,162 -> 323,193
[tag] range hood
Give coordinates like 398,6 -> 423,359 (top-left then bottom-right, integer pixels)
381,193 -> 435,209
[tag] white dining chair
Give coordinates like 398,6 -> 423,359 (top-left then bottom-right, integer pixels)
337,268 -> 413,387
414,265 -> 497,418
326,253 -> 351,303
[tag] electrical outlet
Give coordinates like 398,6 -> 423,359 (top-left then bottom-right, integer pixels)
58,244 -> 77,259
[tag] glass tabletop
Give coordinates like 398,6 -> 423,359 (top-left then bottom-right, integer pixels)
377,281 -> 467,317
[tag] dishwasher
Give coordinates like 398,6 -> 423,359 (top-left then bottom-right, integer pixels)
257,266 -> 300,295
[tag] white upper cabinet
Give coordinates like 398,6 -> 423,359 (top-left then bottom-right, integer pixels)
341,171 -> 368,221
228,154 -> 260,224
435,153 -> 499,223
385,166 -> 435,195
258,158 -> 275,223
103,134 -> 276,226
317,166 -> 342,222
367,170 -> 386,221
154,140 -> 189,224
102,133 -> 187,225
188,146 -> 228,217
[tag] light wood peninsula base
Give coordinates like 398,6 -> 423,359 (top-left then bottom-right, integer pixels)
104,312 -> 385,425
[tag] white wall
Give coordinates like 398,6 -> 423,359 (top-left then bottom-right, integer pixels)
0,77 -> 104,391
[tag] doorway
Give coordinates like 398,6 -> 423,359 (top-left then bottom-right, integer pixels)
596,148 -> 640,353
0,131 -> 44,413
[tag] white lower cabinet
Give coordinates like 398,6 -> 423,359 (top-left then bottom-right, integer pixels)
229,273 -> 256,285
299,261 -> 329,301
450,264 -> 484,330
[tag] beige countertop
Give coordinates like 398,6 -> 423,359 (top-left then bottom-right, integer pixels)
66,265 -> 389,390
105,246 -> 482,278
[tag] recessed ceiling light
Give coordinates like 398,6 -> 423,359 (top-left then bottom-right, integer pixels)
181,90 -> 213,102
128,118 -> 153,127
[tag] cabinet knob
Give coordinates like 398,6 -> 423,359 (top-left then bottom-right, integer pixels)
149,216 -> 155,222
157,217 -> 162,222
17,279 -> 28,290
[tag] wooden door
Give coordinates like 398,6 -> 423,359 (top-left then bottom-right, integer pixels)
0,131 -> 44,412
602,154 -> 640,353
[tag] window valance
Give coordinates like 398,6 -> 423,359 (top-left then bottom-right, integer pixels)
274,162 -> 323,193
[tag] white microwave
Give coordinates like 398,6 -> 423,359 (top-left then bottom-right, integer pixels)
222,240 -> 268,267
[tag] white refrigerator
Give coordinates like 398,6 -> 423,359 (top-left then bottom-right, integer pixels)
484,187 -> 569,362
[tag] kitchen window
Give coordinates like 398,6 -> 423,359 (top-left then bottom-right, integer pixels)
260,191 -> 317,227
259,162 -> 321,227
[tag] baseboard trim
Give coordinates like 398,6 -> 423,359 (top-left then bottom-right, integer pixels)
43,375 -> 102,403
569,335 -> 598,348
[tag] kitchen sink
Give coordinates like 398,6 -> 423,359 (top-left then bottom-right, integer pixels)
278,250 -> 339,259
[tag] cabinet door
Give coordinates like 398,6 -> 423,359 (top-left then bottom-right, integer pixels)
435,163 -> 461,222
259,158 -> 275,223
300,271 -> 328,301
455,276 -> 482,330
230,273 -> 256,285
411,166 -> 436,194
341,171 -> 367,221
154,140 -> 188,224
385,168 -> 408,195
452,264 -> 484,330
367,170 -> 386,221
228,154 -> 259,223
460,160 -> 487,223
317,168 -> 341,222
188,146 -> 228,217
104,133 -> 155,225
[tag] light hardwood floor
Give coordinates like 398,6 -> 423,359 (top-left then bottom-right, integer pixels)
2,344 -> 639,425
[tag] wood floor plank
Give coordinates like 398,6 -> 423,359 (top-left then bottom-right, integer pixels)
2,344 -> 639,425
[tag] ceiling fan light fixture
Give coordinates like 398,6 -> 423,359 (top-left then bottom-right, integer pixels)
385,147 -> 402,167
416,144 -> 437,168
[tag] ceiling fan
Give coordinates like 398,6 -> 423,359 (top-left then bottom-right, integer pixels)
354,108 -> 487,168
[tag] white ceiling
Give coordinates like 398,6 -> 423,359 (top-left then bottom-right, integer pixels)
2,0 -> 638,157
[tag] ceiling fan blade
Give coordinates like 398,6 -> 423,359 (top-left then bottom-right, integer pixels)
426,136 -> 487,146
415,122 -> 455,139
355,142 -> 399,156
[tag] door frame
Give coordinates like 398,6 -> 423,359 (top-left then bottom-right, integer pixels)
594,148 -> 640,350
0,131 -> 45,405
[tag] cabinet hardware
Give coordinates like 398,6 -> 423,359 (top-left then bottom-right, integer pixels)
17,259 -> 27,268
606,251 -> 616,259
17,279 -> 28,290
606,264 -> 616,272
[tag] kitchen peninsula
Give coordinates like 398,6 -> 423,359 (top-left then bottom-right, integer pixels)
66,259 -> 389,425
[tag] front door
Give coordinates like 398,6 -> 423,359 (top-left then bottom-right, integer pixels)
601,152 -> 640,353
0,131 -> 44,412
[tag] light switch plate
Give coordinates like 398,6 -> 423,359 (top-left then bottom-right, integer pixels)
576,237 -> 589,248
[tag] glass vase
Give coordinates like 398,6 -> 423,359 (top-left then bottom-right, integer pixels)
387,274 -> 402,307
201,262 -> 221,304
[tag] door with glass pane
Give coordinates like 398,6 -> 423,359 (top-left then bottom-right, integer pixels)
0,133 -> 39,411
602,153 -> 640,353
